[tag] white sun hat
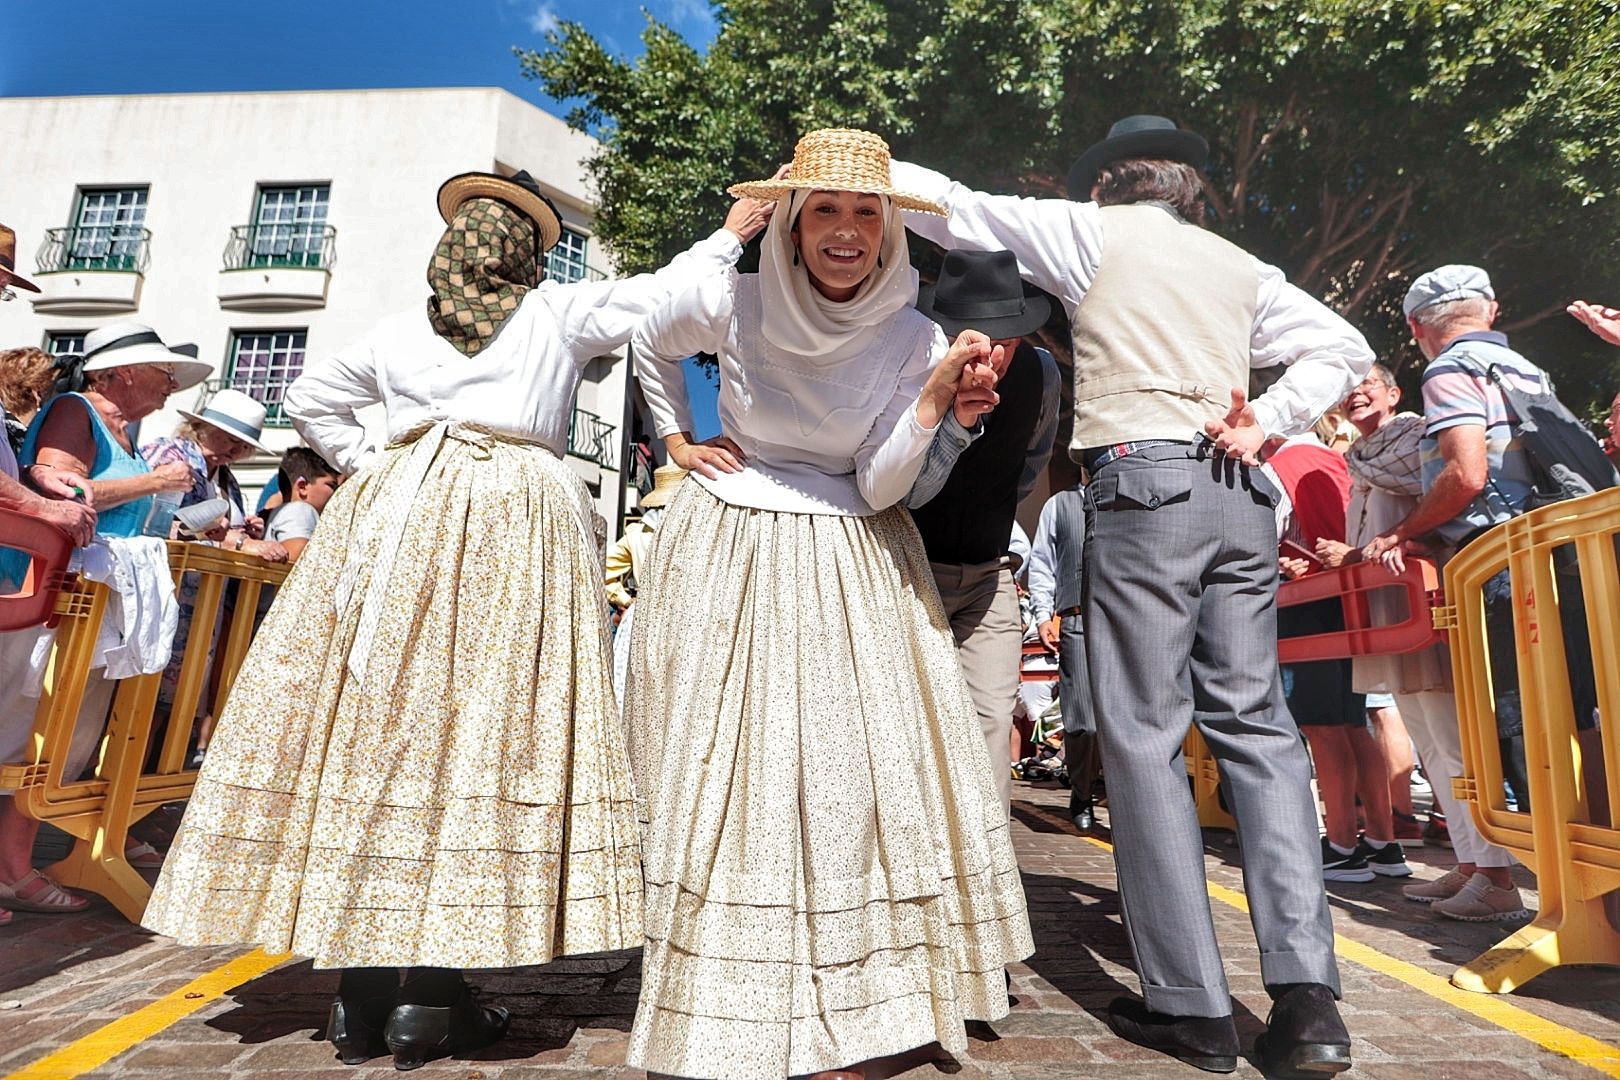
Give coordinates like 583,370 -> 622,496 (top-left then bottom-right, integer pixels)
79,321 -> 213,390
177,387 -> 273,453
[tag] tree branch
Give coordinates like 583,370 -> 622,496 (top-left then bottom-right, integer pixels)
1498,301 -> 1570,333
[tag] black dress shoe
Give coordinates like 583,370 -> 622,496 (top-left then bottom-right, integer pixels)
1255,983 -> 1352,1078
1070,791 -> 1095,831
1105,996 -> 1238,1073
383,987 -> 511,1071
326,999 -> 389,1065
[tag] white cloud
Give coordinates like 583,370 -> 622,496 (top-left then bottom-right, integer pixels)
656,0 -> 716,36
526,1 -> 562,34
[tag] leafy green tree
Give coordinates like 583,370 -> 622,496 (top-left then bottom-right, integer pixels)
518,0 -> 1620,410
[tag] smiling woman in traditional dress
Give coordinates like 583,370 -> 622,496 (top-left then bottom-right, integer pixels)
142,169 -> 773,1071
624,128 -> 1034,1080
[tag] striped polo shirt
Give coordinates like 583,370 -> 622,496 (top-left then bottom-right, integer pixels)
1419,330 -> 1549,543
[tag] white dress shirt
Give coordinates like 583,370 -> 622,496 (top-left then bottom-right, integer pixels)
634,269 -> 947,516
285,229 -> 744,474
889,162 -> 1373,439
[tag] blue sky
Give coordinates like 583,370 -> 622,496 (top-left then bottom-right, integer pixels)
7,0 -> 725,437
5,0 -> 717,114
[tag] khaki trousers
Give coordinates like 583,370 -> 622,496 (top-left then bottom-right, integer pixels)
930,559 -> 1021,814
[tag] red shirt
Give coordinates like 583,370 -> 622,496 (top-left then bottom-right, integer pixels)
1269,442 -> 1351,546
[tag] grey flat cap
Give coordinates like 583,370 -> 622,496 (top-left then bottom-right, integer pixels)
1403,264 -> 1495,318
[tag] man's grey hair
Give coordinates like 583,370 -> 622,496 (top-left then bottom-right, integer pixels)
1409,296 -> 1495,336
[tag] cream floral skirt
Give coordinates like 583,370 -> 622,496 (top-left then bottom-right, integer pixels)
624,483 -> 1033,1079
143,430 -> 641,969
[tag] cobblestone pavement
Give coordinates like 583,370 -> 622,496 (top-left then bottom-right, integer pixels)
2,782 -> 1617,1079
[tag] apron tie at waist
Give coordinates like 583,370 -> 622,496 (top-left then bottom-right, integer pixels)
335,419 -> 591,686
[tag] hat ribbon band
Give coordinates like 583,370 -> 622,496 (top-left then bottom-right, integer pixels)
84,331 -> 165,358
197,409 -> 261,443
0,254 -> 16,272
933,296 -> 1028,319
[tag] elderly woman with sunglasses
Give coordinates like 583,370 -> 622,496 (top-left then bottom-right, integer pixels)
21,322 -> 208,539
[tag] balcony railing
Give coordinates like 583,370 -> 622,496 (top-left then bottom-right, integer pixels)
222,224 -> 336,271
201,374 -> 299,428
37,226 -> 152,274
567,407 -> 617,470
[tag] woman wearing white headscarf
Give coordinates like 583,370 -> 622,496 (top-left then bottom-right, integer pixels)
625,129 -> 1034,1080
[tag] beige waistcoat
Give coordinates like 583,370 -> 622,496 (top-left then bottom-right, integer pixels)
1069,204 -> 1258,455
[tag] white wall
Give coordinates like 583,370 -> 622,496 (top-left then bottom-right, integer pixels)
0,87 -> 631,523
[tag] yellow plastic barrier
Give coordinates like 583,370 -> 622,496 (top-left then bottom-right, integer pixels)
0,540 -> 289,921
1184,728 -> 1236,830
1440,487 -> 1620,993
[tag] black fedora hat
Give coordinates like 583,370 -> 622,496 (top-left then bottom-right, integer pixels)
437,169 -> 563,251
917,250 -> 1051,339
1066,114 -> 1209,200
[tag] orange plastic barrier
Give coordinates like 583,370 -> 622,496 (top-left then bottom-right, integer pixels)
1021,639 -> 1059,683
0,505 -> 75,632
1277,558 -> 1444,663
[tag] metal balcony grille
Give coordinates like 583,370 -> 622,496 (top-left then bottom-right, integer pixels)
567,408 -> 617,470
37,226 -> 152,274
222,224 -> 337,270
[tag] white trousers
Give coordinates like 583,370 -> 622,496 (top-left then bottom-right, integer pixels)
1394,690 -> 1514,868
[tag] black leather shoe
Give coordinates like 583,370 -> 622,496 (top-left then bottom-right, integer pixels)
1070,790 -> 1095,831
383,987 -> 511,1071
1256,983 -> 1352,1078
327,999 -> 388,1065
1105,996 -> 1238,1073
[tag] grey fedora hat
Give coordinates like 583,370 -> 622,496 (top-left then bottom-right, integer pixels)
917,250 -> 1051,339
1067,114 -> 1209,200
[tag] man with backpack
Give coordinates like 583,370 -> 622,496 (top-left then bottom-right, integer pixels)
1363,264 -> 1614,917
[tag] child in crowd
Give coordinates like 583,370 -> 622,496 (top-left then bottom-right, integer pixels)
262,446 -> 340,563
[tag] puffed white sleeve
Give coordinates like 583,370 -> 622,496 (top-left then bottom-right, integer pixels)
284,327 -> 382,476
1247,261 -> 1375,438
549,229 -> 742,359
855,321 -> 948,512
890,161 -> 1104,315
631,269 -> 737,439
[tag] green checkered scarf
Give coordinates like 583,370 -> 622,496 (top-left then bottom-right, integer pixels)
426,198 -> 540,357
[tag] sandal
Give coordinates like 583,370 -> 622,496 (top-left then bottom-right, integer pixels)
0,870 -> 90,913
125,841 -> 165,870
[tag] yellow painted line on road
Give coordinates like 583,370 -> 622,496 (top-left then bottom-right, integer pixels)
1069,827 -> 1620,1077
3,948 -> 288,1080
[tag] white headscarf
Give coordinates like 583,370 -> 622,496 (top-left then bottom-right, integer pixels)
757,189 -> 918,359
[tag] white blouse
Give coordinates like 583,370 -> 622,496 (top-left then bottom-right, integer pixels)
634,269 -> 947,516
284,229 -> 744,474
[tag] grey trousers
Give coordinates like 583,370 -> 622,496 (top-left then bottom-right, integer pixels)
1058,616 -> 1100,798
1084,446 -> 1341,1017
931,559 -> 1021,814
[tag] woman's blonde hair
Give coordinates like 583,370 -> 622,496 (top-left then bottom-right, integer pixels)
0,346 -> 57,418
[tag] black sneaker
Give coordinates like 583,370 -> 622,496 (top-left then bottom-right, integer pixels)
1320,837 -> 1374,883
1357,836 -> 1413,878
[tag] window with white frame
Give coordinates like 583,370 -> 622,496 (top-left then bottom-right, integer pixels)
227,329 -> 307,425
44,332 -> 86,356
546,225 -> 590,284
250,184 -> 331,267
68,187 -> 149,270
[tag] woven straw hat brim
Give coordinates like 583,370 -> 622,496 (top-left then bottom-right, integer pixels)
438,175 -> 563,251
728,179 -> 946,216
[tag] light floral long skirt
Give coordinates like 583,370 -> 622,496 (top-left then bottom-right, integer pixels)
624,483 -> 1033,1079
144,429 -> 641,969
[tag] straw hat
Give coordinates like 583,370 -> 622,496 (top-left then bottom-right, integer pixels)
728,129 -> 947,216
178,387 -> 273,453
80,321 -> 212,390
0,224 -> 41,293
639,464 -> 688,509
437,169 -> 563,252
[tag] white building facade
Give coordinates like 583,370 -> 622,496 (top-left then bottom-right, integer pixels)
0,87 -> 640,525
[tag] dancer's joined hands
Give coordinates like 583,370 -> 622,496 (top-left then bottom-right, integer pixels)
919,329 -> 1004,430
